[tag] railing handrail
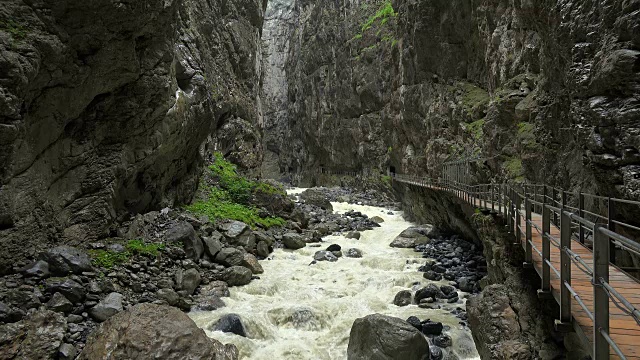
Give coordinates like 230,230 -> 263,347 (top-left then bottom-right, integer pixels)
391,172 -> 640,360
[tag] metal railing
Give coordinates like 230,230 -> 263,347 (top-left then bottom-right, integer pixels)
392,173 -> 640,360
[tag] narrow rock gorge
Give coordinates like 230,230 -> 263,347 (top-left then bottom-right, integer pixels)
1,0 -> 639,359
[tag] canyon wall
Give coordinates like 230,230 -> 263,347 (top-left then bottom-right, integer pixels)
0,0 -> 267,273
264,0 -> 640,200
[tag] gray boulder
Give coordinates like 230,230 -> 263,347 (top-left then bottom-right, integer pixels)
222,266 -> 252,286
45,278 -> 85,303
390,225 -> 433,248
202,233 -> 223,259
346,231 -> 361,240
58,343 -> 77,360
200,281 -> 230,298
256,241 -> 270,258
347,313 -> 430,360
300,189 -> 333,211
282,233 -> 306,249
21,260 -> 50,278
165,222 -> 204,260
345,248 -> 363,258
0,309 -> 67,360
221,221 -> 256,251
39,246 -> 92,275
393,290 -> 412,307
195,296 -> 226,311
79,304 -> 238,360
241,253 -> 264,274
46,292 -> 74,313
212,314 -> 246,337
371,216 -> 385,223
177,268 -> 201,295
215,248 -> 245,267
156,288 -> 180,306
314,251 -> 338,262
89,292 -> 123,322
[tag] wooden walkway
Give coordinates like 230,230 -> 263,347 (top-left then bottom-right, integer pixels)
395,176 -> 640,359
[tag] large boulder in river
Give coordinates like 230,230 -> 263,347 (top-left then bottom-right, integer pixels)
300,189 -> 333,212
390,225 -> 433,248
222,266 -> 252,286
39,245 -> 92,275
0,309 -> 66,360
219,221 -> 256,251
79,304 -> 238,360
282,233 -> 306,249
347,314 -> 430,360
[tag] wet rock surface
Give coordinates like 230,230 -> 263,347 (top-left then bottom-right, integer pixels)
347,313 -> 430,360
79,304 -> 238,360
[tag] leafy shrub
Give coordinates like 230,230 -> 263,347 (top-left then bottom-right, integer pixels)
126,239 -> 164,257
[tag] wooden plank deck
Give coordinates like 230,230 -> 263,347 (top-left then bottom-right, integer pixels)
396,178 -> 640,359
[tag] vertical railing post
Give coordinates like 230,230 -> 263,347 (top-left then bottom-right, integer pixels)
552,187 -> 558,225
534,185 -> 538,214
579,193 -> 585,244
608,198 -> 616,264
515,191 -> 522,245
593,225 -> 610,359
491,184 -> 495,213
556,210 -> 572,331
539,198 -> 551,296
525,193 -> 533,267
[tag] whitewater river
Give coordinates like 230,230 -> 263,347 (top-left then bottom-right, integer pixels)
190,192 -> 479,359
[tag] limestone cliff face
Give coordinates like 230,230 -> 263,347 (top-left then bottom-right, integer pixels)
264,0 -> 640,198
0,0 -> 267,273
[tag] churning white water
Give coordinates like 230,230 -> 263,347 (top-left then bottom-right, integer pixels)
190,192 -> 479,359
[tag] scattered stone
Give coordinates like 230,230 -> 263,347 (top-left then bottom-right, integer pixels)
164,222 -> 204,260
21,260 -> 50,278
177,268 -> 201,295
347,313 -> 429,360
0,309 -> 66,359
346,231 -> 361,240
89,292 -> 123,322
256,241 -> 270,258
345,248 -> 363,258
282,233 -> 306,249
213,314 -> 246,337
421,320 -> 444,335
45,278 -> 86,303
222,266 -> 252,286
46,292 -> 74,313
196,296 -> 226,311
156,288 -> 180,306
215,247 -> 245,267
200,281 -> 230,297
39,246 -> 93,275
457,277 -> 477,293
405,316 -> 422,330
415,284 -> 442,303
241,253 -> 264,274
393,290 -> 412,307
79,304 -> 238,359
326,244 -> 341,252
430,345 -> 444,360
58,343 -> 77,360
433,335 -> 452,348
370,216 -> 384,223
202,233 -> 223,259
313,251 -> 338,262
389,225 -> 432,248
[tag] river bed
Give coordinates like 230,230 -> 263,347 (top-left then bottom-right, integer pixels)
190,196 -> 479,359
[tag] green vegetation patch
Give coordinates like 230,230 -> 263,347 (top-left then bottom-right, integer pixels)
126,239 -> 164,257
186,152 -> 286,229
361,1 -> 397,33
0,19 -> 27,40
466,119 -> 485,141
459,83 -> 490,114
89,250 -> 130,269
503,157 -> 524,182
89,239 -> 165,269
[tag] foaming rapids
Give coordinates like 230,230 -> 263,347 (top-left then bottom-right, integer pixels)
189,194 -> 480,359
